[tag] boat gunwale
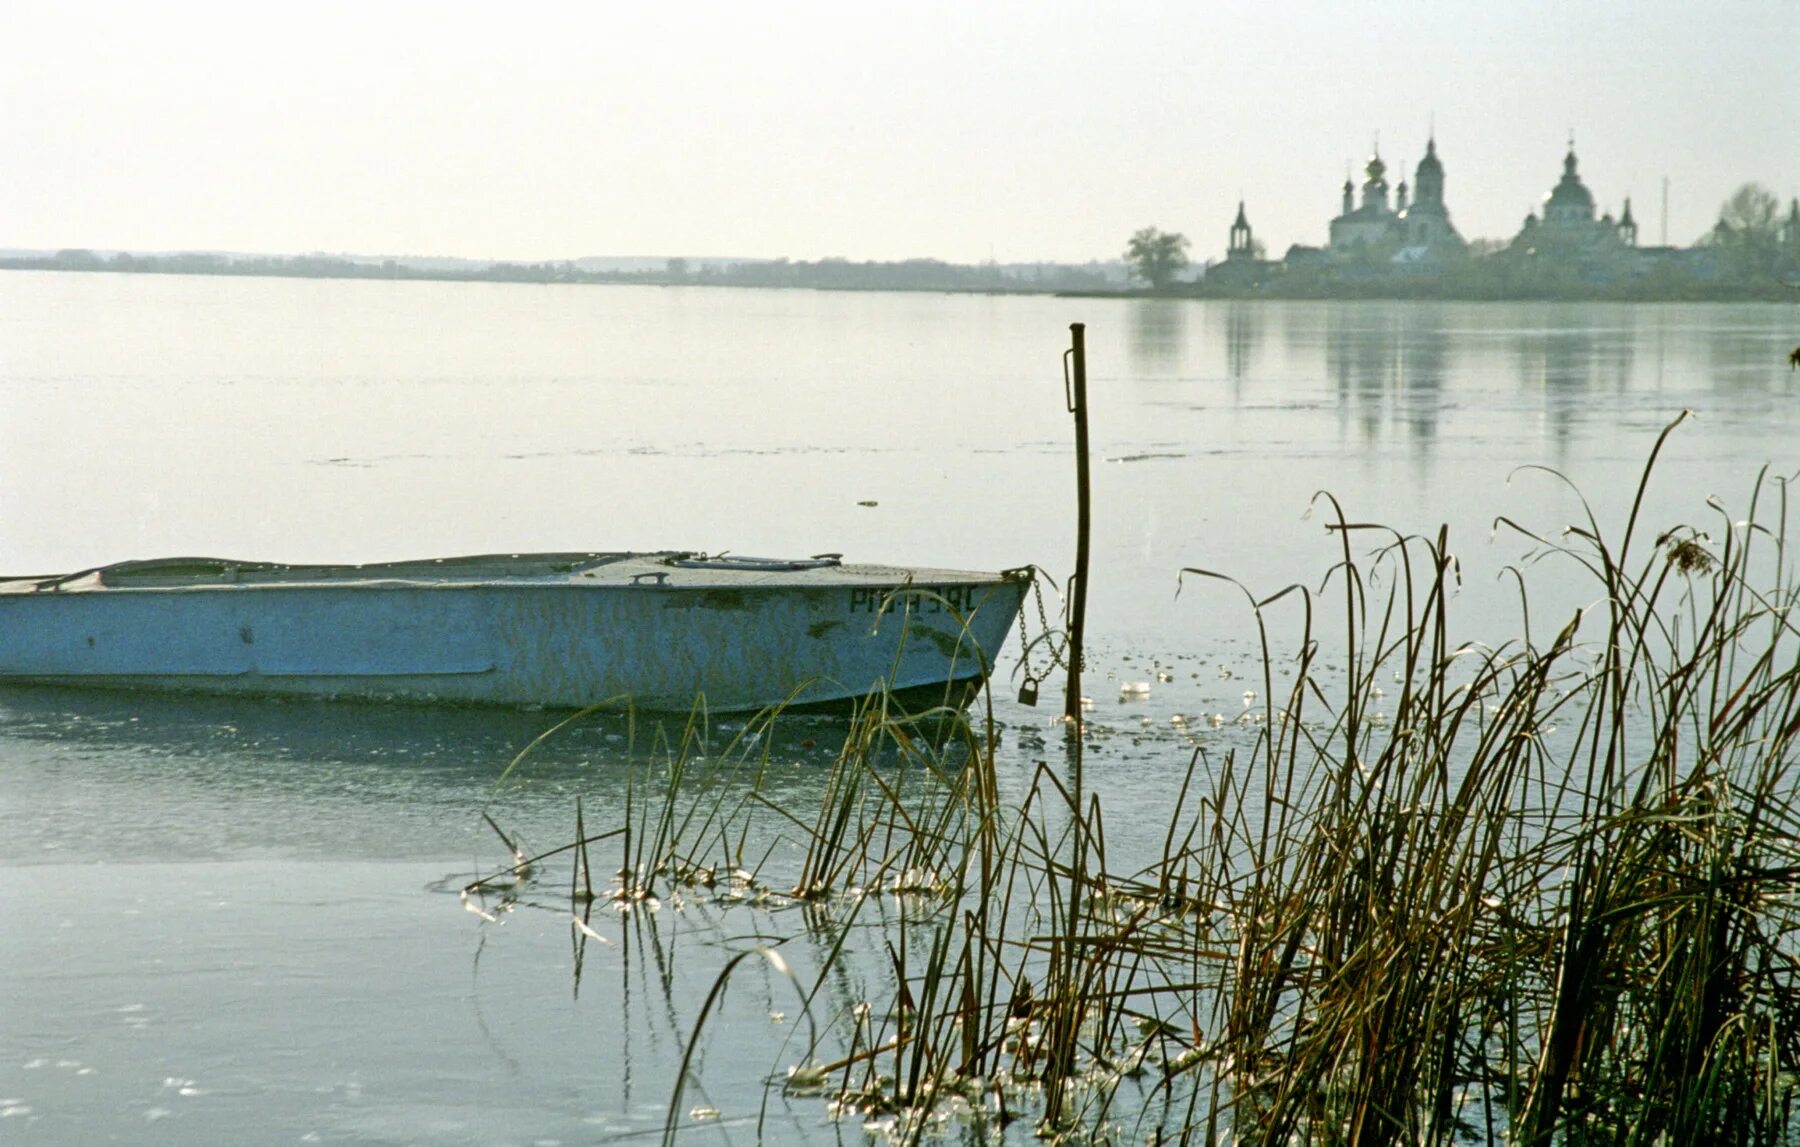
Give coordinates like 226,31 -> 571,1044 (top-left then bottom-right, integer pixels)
0,554 -> 1032,595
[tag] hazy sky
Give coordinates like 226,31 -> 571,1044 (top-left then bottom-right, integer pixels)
3,1 -> 1795,264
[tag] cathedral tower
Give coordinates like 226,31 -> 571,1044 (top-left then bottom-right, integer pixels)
1413,136 -> 1445,207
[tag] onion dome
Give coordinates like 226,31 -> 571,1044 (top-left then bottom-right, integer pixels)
1544,147 -> 1595,216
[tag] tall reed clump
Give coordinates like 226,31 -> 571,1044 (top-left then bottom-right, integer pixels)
1171,415 -> 1800,1146
478,418 -> 1800,1145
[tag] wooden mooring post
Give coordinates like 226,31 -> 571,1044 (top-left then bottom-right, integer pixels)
1063,322 -> 1090,726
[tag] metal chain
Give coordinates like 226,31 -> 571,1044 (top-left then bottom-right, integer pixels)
1037,577 -> 1067,671
1013,568 -> 1070,682
1015,590 -> 1035,679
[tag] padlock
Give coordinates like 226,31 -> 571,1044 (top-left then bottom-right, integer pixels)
1017,675 -> 1040,707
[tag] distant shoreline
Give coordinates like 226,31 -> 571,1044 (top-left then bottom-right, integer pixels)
2,254 -> 1793,304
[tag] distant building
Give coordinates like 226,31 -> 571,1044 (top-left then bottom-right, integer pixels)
1205,201 -> 1277,286
1397,138 -> 1466,255
1328,153 -> 1397,255
1198,132 -> 1774,296
1509,145 -> 1636,259
1326,136 -> 1467,265
1282,244 -> 1329,270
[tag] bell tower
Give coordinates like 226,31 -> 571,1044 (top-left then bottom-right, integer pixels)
1228,201 -> 1254,259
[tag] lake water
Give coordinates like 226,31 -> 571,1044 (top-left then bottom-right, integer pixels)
1,272 -> 1795,1143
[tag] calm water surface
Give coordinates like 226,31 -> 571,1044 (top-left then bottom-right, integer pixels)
1,272 -> 1795,1142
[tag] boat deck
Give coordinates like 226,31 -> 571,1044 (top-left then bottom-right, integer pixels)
0,553 -> 1025,594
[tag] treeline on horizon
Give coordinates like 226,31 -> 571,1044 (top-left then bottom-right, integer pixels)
2,243 -> 1794,301
0,247 -> 1115,294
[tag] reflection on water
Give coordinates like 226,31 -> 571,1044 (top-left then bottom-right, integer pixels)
0,684 -> 869,865
1323,304 -> 1454,451
1142,300 -> 1267,392
1119,299 -> 1792,474
1504,310 -> 1637,458
1703,313 -> 1794,394
1222,301 -> 1264,389
1125,298 -> 1188,373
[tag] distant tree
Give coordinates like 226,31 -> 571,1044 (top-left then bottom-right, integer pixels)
53,248 -> 104,269
1709,183 -> 1783,278
1125,227 -> 1189,290
1718,183 -> 1781,240
665,257 -> 689,279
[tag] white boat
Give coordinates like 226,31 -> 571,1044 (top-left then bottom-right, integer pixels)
0,552 -> 1030,714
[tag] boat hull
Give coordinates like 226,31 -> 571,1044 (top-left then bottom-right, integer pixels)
0,559 -> 1028,714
